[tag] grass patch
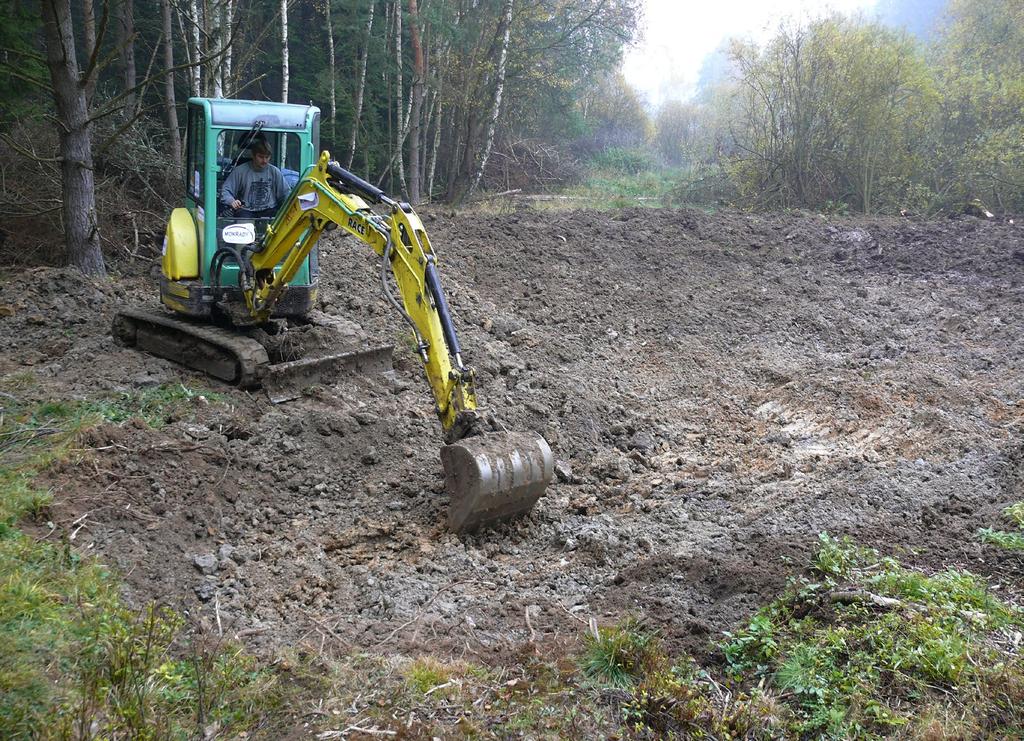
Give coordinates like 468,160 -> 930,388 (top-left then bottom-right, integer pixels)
577,618 -> 788,738
722,533 -> 1024,738
0,386 -> 291,738
580,616 -> 660,689
309,651 -> 616,738
405,656 -> 460,696
980,500 -> 1024,551
562,167 -> 685,209
0,382 -> 218,466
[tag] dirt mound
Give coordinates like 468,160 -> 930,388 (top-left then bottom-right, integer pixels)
5,206 -> 1022,661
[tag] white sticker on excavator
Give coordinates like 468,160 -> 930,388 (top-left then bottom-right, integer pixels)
222,223 -> 256,244
298,192 -> 319,211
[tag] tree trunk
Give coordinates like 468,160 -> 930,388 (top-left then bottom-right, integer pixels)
81,0 -> 96,102
393,0 -> 407,196
40,0 -> 105,276
346,1 -> 374,169
188,0 -> 201,95
325,0 -> 335,145
160,0 -> 181,165
444,114 -> 466,202
118,0 -> 137,112
427,89 -> 443,201
280,0 -> 289,102
210,0 -> 223,97
223,0 -> 233,94
469,0 -> 512,198
407,0 -> 424,203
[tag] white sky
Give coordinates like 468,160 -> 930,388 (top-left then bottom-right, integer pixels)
622,0 -> 879,106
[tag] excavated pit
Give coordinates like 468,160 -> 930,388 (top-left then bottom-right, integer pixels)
3,206 -> 1022,662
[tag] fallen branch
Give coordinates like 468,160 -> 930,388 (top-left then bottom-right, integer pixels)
299,607 -> 351,651
317,726 -> 396,739
830,591 -> 903,609
474,188 -> 521,200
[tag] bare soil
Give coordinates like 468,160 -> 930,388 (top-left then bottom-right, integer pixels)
4,206 -> 1023,665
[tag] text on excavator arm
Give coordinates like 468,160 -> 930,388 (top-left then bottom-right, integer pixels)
240,151 -> 478,433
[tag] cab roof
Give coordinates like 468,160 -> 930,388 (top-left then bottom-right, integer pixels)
189,98 -> 319,130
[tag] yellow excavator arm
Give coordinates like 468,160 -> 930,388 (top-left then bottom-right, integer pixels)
240,151 -> 478,436
207,150 -> 553,531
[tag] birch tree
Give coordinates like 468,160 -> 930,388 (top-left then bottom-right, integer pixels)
469,0 -> 512,198
393,0 -> 407,195
325,0 -> 336,143
187,0 -> 201,95
210,0 -> 224,97
223,0 -> 234,94
280,0 -> 289,102
407,0 -> 424,203
346,1 -> 375,168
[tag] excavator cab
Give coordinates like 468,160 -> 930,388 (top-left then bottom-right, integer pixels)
162,98 -> 320,319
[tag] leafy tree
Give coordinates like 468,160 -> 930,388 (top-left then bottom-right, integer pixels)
727,16 -> 935,213
653,101 -> 703,167
576,72 -> 650,156
932,0 -> 1024,211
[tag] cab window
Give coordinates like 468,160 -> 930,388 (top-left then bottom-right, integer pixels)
184,107 -> 205,200
215,130 -> 303,191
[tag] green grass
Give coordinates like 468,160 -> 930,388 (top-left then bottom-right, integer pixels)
980,500 -> 1024,551
580,616 -> 660,689
0,382 -> 219,464
0,385 -> 288,739
721,533 -> 1024,738
405,656 -> 458,695
562,167 -> 685,209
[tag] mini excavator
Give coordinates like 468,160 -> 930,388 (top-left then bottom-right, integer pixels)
113,98 -> 552,532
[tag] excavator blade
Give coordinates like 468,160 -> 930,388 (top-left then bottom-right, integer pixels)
440,431 -> 554,532
262,346 -> 393,403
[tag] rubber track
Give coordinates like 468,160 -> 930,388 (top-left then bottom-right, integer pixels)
113,308 -> 269,387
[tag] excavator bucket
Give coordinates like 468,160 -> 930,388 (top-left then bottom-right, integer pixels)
440,431 -> 554,532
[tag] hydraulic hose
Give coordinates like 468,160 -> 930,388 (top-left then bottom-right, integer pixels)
424,256 -> 464,368
327,161 -> 393,206
211,246 -> 246,289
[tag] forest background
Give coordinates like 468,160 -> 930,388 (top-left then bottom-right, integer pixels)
1,0 -> 1021,274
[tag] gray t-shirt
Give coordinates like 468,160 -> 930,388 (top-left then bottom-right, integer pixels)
220,161 -> 289,212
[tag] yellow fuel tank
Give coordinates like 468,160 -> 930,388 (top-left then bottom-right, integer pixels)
161,208 -> 200,280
